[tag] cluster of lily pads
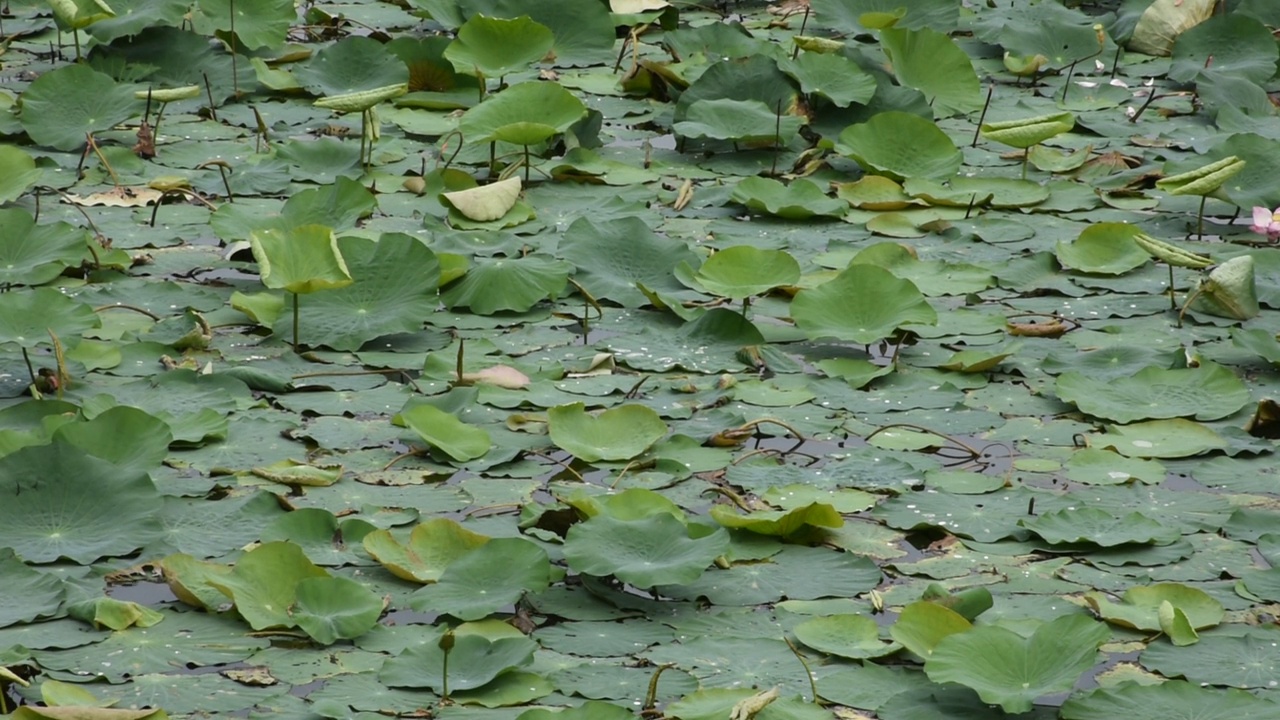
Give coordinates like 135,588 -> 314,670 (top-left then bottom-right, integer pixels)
3,0 -> 1280,719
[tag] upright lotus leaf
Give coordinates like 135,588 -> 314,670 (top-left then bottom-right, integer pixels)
249,225 -> 353,295
207,541 -> 330,630
880,27 -> 981,118
1128,0 -> 1214,55
444,15 -> 555,80
810,0 -> 959,33
443,177 -> 522,222
0,548 -> 65,627
1055,363 -> 1249,424
889,601 -> 972,659
52,406 -> 172,477
0,210 -> 89,287
362,518 -> 490,584
1061,681 -> 1278,720
1169,15 -> 1277,84
18,65 -> 141,151
693,246 -> 800,300
0,146 -> 42,204
673,55 -> 797,124
1020,508 -> 1180,547
926,615 -> 1109,713
1054,223 -> 1149,275
196,0 -> 295,50
1156,156 -> 1246,237
291,576 -> 383,644
563,513 -> 730,588
399,403 -> 491,462
836,111 -> 962,181
778,52 -> 876,108
1084,583 -> 1223,634
730,177 -> 848,220
1189,256 -> 1259,321
295,36 -> 410,97
459,81 -> 586,145
410,538 -> 551,620
710,502 -> 843,538
547,402 -> 667,462
453,0 -> 616,67
0,440 -> 163,564
674,99 -> 802,145
49,0 -> 115,30
981,112 -> 1075,149
380,632 -> 537,691
440,255 -> 571,314
791,263 -> 937,344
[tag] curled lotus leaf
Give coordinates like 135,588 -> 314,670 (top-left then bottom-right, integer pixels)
981,112 -> 1075,149
442,177 -> 522,222
1156,155 -> 1245,196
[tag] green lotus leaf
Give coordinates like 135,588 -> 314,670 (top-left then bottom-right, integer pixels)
558,216 -> 701,308
455,0 -> 615,67
693,246 -> 800,299
1156,156 -> 1245,196
0,209 -> 89,287
1128,0 -> 1215,56
1020,507 -> 1180,547
440,255 -> 571,314
0,440 -> 163,564
778,52 -> 876,108
0,288 -> 98,348
889,600 -> 971,659
1200,133 -> 1280,211
18,64 -> 142,151
48,0 -> 115,31
793,614 -> 900,660
1061,680 -> 1279,720
673,54 -> 797,124
881,27 -> 981,118
410,538 -> 551,620
459,81 -> 586,145
1084,583 -> 1223,633
67,596 -> 164,631
1140,632 -> 1280,689
196,0 -> 294,50
1094,419 -> 1227,459
207,541 -> 330,630
921,584 -> 994,621
710,502 -> 843,538
1169,14 -> 1277,84
518,701 -> 635,720
362,518 -> 490,584
52,406 -> 171,477
809,0 -> 959,33
0,146 -> 42,204
673,99 -> 803,144
158,553 -> 233,611
981,112 -> 1075,149
380,633 -> 537,691
836,111 -> 963,181
444,15 -> 555,78
1065,448 -> 1165,485
791,263 -> 936,344
291,575 -> 383,644
295,36 -> 409,97
249,224 -> 353,295
902,176 -> 1049,209
925,614 -> 1109,713
251,459 -> 343,487
974,1 -> 1105,67
563,513 -> 729,588
1190,255 -> 1259,321
1055,363 -> 1249,424
442,177 -> 523,222
0,548 -> 66,627
1055,222 -> 1150,275
281,233 -> 440,352
730,177 -> 848,220
399,403 -> 491,462
1232,327 -> 1280,366
548,402 -> 667,462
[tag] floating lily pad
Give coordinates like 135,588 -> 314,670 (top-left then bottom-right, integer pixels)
380,631 -> 537,692
18,64 -> 141,151
410,538 -> 551,620
730,177 -> 848,220
548,402 -> 667,462
1094,419 -> 1227,459
362,518 -> 490,584
564,513 -> 729,588
1061,680 -> 1280,720
1084,583 -> 1223,633
793,614 -> 899,659
1055,363 -> 1249,424
440,255 -> 571,314
674,98 -> 803,144
291,575 -> 383,644
693,246 -> 800,299
0,548 -> 66,627
400,403 -> 491,462
791,263 -> 936,344
837,111 -> 963,181
1055,223 -> 1150,275
1020,508 -> 1180,547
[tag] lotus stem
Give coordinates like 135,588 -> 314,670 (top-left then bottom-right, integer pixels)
292,291 -> 300,353
865,423 -> 981,459
524,145 -> 530,184
229,0 -> 239,98
1168,264 -> 1176,310
21,347 -> 37,391
1196,195 -> 1207,239
782,635 -> 818,702
643,664 -> 677,714
94,303 -> 162,320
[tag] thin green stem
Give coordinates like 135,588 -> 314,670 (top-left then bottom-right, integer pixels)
1196,195 -> 1207,238
21,347 -> 37,391
292,292 -> 300,353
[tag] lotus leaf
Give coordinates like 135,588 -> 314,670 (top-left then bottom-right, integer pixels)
1061,680 -> 1280,720
400,403 -> 491,462
380,633 -> 537,691
67,596 -> 164,631
730,177 -> 847,220
196,0 -> 294,49
410,538 -> 551,620
926,614 -> 1109,713
791,263 -> 936,344
1095,419 -> 1227,459
1056,363 -> 1248,424
249,224 -> 353,295
208,541 -> 330,630
981,112 -> 1075,150
663,545 -> 881,605
440,255 -> 570,314
558,216 -> 700,308
710,502 -> 843,538
1141,632 -> 1280,688
673,55 -> 797,125
1085,582 -> 1222,635
674,98 -> 802,145
880,28 -> 981,118
693,246 -> 800,300
445,15 -> 554,79
443,177 -> 523,222
563,513 -> 729,588
518,701 -> 635,720
1169,15 -> 1277,85
0,441 -> 163,564
779,52 -> 876,108
1055,223 -> 1149,275
793,614 -> 899,660
459,82 -> 586,146
18,65 -> 140,151
1189,255 -> 1259,321
836,111 -> 962,181
810,0 -> 959,33
0,548 -> 65,627
362,518 -> 490,584
295,36 -> 409,97
1020,507 -> 1180,547
548,402 -> 666,462
291,576 -> 382,644
0,147 -> 41,205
